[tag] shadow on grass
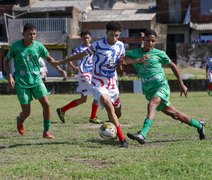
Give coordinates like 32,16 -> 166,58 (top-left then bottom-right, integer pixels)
149,138 -> 189,144
0,138 -> 119,149
0,138 -> 190,150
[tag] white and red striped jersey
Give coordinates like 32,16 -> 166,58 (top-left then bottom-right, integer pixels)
86,38 -> 125,89
72,45 -> 93,84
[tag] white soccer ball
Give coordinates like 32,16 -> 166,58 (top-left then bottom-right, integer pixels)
99,122 -> 117,140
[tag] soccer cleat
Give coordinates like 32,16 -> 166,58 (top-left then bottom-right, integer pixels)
56,108 -> 65,123
127,132 -> 146,144
43,131 -> 55,139
119,139 -> 128,148
16,116 -> 26,135
198,121 -> 206,140
89,117 -> 103,124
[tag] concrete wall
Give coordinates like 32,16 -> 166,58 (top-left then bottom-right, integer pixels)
176,43 -> 212,68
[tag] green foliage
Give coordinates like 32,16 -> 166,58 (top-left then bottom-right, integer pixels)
0,93 -> 211,179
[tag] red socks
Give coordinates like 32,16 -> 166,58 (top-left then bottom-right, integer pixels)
61,100 -> 78,112
116,125 -> 125,141
90,103 -> 98,119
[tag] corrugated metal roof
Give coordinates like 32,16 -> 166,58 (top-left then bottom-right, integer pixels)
190,22 -> 212,30
81,9 -> 155,22
13,0 -> 92,12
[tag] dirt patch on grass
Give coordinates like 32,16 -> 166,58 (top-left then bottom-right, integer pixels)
65,157 -> 110,168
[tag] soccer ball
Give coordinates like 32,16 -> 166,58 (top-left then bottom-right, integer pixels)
99,122 -> 117,140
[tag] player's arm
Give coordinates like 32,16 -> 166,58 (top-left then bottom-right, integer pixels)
4,56 -> 15,89
68,61 -> 79,73
46,55 -> 67,78
52,51 -> 88,67
123,54 -> 150,64
168,61 -> 188,98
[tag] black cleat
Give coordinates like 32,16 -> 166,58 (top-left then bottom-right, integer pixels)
119,140 -> 128,148
127,132 -> 146,144
56,108 -> 65,123
198,121 -> 206,140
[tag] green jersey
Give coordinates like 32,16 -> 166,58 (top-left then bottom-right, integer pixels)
7,40 -> 49,88
126,48 -> 171,94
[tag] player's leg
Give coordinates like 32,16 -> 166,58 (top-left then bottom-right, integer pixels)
89,99 -> 103,124
60,94 -> 87,112
38,96 -> 54,139
114,98 -> 121,118
16,86 -> 32,135
127,96 -> 161,144
33,83 -> 54,139
100,94 -> 128,148
162,104 -> 206,140
17,104 -> 31,135
56,93 -> 87,123
57,82 -> 89,123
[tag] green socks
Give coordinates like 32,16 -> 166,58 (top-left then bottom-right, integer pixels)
189,118 -> 202,129
140,118 -> 153,138
43,120 -> 51,132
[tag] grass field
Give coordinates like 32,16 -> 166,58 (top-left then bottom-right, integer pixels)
0,92 -> 211,179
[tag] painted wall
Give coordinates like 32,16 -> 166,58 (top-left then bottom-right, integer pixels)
176,43 -> 212,68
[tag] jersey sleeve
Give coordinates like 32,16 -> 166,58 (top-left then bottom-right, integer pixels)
39,43 -> 49,59
85,41 -> 97,56
121,43 -> 125,56
125,49 -> 134,58
159,51 -> 171,65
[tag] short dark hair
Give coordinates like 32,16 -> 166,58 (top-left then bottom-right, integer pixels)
106,21 -> 122,32
80,30 -> 91,37
144,29 -> 157,37
23,23 -> 36,32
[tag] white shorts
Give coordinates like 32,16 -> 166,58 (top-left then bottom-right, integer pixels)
92,86 -> 121,109
208,73 -> 212,83
76,82 -> 93,96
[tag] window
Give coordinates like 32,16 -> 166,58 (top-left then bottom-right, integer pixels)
169,0 -> 182,23
201,0 -> 212,15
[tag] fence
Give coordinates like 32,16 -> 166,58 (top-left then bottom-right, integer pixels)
21,18 -> 68,32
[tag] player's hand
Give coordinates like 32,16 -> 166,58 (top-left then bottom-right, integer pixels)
51,61 -> 60,67
180,83 -> 188,98
119,54 -> 127,66
8,76 -> 15,89
138,54 -> 150,63
73,66 -> 79,73
60,70 -> 67,78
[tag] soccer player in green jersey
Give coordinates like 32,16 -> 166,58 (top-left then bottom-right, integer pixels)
4,23 -> 67,139
124,29 -> 206,144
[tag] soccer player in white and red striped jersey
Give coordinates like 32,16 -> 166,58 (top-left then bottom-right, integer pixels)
53,22 -> 128,148
56,30 -> 102,124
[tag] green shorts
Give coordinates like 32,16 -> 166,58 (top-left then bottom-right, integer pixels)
15,83 -> 50,104
145,83 -> 171,111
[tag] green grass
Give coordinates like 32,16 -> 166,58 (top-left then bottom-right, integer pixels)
0,92 -> 211,179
